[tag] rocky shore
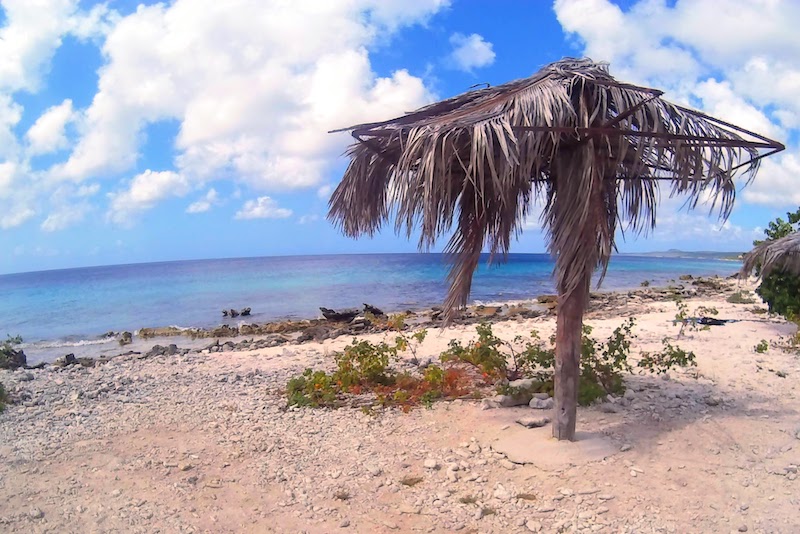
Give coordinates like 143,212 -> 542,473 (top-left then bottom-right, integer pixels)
35,275 -> 743,369
2,277 -> 800,533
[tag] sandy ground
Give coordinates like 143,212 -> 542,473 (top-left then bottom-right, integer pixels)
1,283 -> 799,534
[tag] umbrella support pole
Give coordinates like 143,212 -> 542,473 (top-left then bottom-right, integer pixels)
552,274 -> 590,441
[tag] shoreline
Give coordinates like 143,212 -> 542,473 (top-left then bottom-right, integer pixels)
21,274 -> 741,368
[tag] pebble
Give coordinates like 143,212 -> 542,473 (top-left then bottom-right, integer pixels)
620,443 -> 632,452
493,483 -> 512,501
339,519 -> 350,528
423,458 -> 440,470
526,520 -> 542,532
499,459 -> 516,470
365,463 -> 382,477
29,507 -> 44,519
529,397 -> 554,410
516,416 -> 550,429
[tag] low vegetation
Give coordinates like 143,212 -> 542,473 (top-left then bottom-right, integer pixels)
672,299 -> 719,337
0,382 -> 8,413
285,312 -> 698,411
0,335 -> 25,370
727,290 -> 756,304
754,340 -> 769,354
752,208 -> 800,318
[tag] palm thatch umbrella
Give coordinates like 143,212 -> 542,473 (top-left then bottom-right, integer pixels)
741,231 -> 800,277
328,58 -> 784,441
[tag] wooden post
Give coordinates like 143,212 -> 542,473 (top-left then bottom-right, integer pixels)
552,272 -> 591,441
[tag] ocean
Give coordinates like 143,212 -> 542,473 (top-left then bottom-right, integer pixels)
0,253 -> 740,364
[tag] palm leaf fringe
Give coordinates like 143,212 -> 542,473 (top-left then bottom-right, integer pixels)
741,232 -> 800,277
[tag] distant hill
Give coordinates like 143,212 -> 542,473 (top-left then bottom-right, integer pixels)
621,249 -> 743,261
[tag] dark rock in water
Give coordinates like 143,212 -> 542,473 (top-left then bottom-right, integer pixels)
229,309 -> 240,318
119,331 -> 133,346
240,307 -> 251,316
101,331 -> 117,338
77,357 -> 97,367
222,310 -> 229,317
363,303 -> 384,316
320,307 -> 359,322
679,274 -> 694,280
0,345 -> 27,370
54,353 -> 78,367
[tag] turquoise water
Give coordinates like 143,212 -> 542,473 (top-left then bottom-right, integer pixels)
0,253 -> 739,351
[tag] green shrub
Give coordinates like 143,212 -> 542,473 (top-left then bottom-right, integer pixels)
754,340 -> 769,353
752,208 -> 800,319
287,317 -> 701,410
727,290 -> 756,304
286,369 -> 338,407
286,332 -> 472,409
440,323 -> 508,380
578,319 -> 636,400
673,300 -> 718,336
333,339 -> 397,388
0,335 -> 26,370
638,338 -> 697,374
756,272 -> 800,318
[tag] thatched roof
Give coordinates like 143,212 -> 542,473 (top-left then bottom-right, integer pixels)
329,58 -> 784,312
741,231 -> 800,278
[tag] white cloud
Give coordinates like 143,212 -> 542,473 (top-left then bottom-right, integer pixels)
235,196 -> 292,220
41,204 -> 87,232
553,0 -> 800,208
107,170 -> 190,224
0,0 -> 116,93
53,0 -> 440,198
448,33 -> 496,72
0,94 -> 23,160
1,206 -> 35,229
298,214 -> 320,224
742,154 -> 800,207
316,184 -> 333,199
186,188 -> 219,214
26,99 -> 76,155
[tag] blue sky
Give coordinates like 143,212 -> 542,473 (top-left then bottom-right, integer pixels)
1,0 -> 799,275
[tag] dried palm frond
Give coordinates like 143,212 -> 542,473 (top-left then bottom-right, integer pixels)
741,232 -> 800,277
328,58 -> 784,314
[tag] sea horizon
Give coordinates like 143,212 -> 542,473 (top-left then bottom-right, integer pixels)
0,248 -> 745,278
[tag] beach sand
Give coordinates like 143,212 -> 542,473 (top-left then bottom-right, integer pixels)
1,281 -> 799,533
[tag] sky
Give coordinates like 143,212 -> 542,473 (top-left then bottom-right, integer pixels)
1,0 -> 799,275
